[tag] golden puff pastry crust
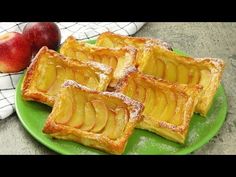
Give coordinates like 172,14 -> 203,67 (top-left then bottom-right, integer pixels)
43,80 -> 144,155
60,36 -> 137,88
136,44 -> 225,116
96,31 -> 172,51
22,46 -> 112,107
115,68 -> 202,144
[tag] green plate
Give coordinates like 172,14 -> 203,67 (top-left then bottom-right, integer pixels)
15,40 -> 228,154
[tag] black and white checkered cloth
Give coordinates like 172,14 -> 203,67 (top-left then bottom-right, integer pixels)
0,22 -> 145,119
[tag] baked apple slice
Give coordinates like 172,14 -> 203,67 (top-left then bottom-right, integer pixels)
80,101 -> 96,131
67,93 -> 86,128
54,87 -> 73,125
43,80 -> 144,155
90,100 -> 108,133
116,69 -> 202,144
60,36 -> 137,88
36,61 -> 56,92
21,46 -> 112,106
103,110 -> 117,139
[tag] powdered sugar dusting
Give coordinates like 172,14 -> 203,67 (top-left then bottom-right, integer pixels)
127,134 -> 179,154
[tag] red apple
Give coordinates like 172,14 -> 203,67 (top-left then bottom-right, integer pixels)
0,32 -> 32,73
23,22 -> 61,55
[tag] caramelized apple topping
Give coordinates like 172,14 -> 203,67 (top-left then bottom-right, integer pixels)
60,36 -> 137,87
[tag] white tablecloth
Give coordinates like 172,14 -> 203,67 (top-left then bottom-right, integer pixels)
0,22 -> 145,119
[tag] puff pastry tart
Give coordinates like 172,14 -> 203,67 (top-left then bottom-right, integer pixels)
115,68 -> 202,143
136,44 -> 225,116
96,31 -> 172,50
43,80 -> 144,154
22,47 -> 112,106
60,36 -> 137,88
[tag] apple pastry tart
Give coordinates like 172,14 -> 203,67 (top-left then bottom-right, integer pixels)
136,44 -> 225,116
96,31 -> 172,50
60,36 -> 137,88
22,47 -> 112,106
43,80 -> 144,154
115,68 -> 202,143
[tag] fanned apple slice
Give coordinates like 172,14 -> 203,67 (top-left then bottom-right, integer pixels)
65,67 -> 75,80
113,107 -> 128,139
188,66 -> 201,85
150,90 -> 167,119
76,51 -> 87,62
135,85 -> 146,103
158,92 -> 177,122
67,94 -> 86,128
199,69 -> 211,88
103,110 -> 117,139
165,61 -> 177,82
143,87 -> 156,115
124,79 -> 136,98
37,62 -> 56,92
54,89 -> 73,124
74,71 -> 86,84
80,101 -> 96,131
155,59 -> 165,78
145,56 -> 157,76
114,59 -> 125,78
84,69 -> 100,87
94,55 -> 102,63
101,56 -> 110,66
63,48 -> 75,58
109,57 -> 117,69
177,64 -> 189,84
86,77 -> 99,89
48,65 -> 66,95
91,100 -> 108,133
102,38 -> 114,47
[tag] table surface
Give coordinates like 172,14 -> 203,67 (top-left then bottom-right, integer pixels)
0,22 -> 235,154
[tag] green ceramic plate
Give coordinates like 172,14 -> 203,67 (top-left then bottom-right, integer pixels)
15,40 -> 228,154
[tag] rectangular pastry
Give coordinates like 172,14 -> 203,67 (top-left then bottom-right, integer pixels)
60,36 -> 137,88
115,68 -> 202,144
43,80 -> 144,154
22,46 -> 112,106
136,44 -> 225,116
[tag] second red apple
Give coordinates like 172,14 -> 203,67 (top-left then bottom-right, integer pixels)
23,22 -> 61,55
0,32 -> 32,73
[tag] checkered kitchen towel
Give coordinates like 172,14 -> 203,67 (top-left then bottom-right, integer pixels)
0,22 -> 145,119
